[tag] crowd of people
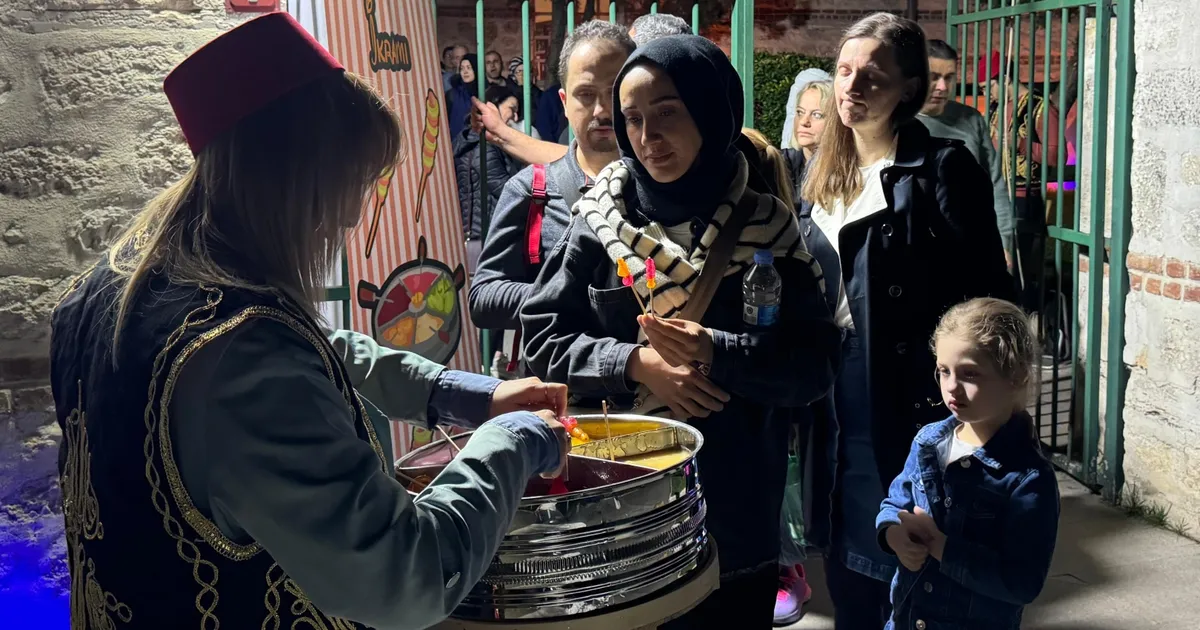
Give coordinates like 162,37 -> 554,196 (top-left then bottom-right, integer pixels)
459,11 -> 1061,630
51,9 -> 1062,630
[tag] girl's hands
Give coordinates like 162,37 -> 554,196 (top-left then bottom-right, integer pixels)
637,315 -> 714,368
885,521 -> 930,571
900,506 -> 947,562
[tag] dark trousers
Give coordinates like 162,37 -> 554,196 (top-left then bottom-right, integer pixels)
1013,194 -> 1048,313
825,556 -> 892,630
661,565 -> 777,629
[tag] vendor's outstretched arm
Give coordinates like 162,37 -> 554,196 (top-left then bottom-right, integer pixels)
176,319 -> 561,630
328,329 -> 497,429
476,97 -> 569,166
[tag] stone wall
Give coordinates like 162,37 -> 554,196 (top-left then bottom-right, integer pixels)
1115,0 -> 1200,529
0,0 -> 257,612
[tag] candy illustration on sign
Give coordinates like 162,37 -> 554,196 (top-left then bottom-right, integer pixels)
413,88 -> 441,224
357,236 -> 467,365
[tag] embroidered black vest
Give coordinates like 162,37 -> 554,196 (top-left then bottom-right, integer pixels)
50,259 -> 385,629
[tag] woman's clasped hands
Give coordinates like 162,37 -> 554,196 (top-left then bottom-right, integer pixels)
629,315 -> 730,420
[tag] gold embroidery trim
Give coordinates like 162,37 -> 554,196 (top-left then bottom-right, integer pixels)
54,261 -> 99,312
156,304 -> 388,562
63,384 -> 133,628
263,563 -> 363,630
142,287 -> 223,628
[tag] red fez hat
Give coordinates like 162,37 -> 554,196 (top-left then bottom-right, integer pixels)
164,12 -> 344,154
977,51 -> 1001,83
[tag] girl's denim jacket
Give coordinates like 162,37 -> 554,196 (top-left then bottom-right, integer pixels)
876,414 -> 1060,630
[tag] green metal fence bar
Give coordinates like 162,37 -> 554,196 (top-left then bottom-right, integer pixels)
957,2 -> 967,102
1007,13 -> 1020,211
566,1 -> 575,145
730,2 -> 740,86
972,1 -> 981,106
1051,6 -> 1068,454
650,2 -> 657,15
1082,0 -> 1113,487
692,3 -> 700,34
1075,4 -> 1094,468
610,0 -> 616,23
949,0 -> 1100,25
476,0 -> 493,374
1104,0 -> 1135,502
986,1 -> 994,121
522,1 -> 532,135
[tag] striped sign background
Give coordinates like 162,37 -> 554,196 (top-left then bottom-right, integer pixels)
294,1 -> 481,457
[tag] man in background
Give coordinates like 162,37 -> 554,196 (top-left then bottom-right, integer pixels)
470,21 -> 636,376
918,40 -> 1014,268
442,44 -> 468,93
629,12 -> 691,46
485,50 -> 512,89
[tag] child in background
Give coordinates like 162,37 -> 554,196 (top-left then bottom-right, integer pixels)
876,298 -> 1060,630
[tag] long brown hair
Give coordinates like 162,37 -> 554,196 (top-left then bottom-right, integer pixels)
740,128 -> 794,210
801,13 -> 929,211
108,72 -> 403,350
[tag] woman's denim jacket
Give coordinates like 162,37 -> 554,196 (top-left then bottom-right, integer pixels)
876,414 -> 1060,630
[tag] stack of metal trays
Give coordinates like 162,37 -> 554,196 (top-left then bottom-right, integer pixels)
395,414 -> 708,620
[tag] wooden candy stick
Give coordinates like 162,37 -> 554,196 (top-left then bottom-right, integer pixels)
645,257 -> 657,316
602,400 -> 615,461
616,258 -> 648,315
437,425 -> 461,454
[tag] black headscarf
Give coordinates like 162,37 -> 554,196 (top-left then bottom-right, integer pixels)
613,35 -> 744,226
455,53 -> 480,94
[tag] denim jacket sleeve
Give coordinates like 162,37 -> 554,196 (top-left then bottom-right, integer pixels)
470,171 -> 535,331
876,437 -> 922,552
520,217 -> 642,396
937,464 -> 1061,605
706,201 -> 840,407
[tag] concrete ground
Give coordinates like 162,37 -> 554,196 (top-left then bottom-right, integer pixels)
787,473 -> 1200,630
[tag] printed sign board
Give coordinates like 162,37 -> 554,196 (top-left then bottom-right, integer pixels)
293,1 -> 481,457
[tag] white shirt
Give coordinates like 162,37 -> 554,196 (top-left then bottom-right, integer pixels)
939,427 -> 980,471
810,143 -> 897,329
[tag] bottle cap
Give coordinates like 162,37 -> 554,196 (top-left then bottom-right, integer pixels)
753,249 -> 774,265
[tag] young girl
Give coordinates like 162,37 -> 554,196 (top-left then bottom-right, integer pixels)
877,297 -> 1061,630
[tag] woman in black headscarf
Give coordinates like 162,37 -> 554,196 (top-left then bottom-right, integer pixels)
447,53 -> 479,138
521,35 -> 841,627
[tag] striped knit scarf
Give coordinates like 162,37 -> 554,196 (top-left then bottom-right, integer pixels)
574,155 -> 825,418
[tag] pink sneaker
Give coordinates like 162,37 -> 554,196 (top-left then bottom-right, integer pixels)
773,564 -> 812,626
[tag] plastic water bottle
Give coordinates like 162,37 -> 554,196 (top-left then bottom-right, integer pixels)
743,249 -> 782,328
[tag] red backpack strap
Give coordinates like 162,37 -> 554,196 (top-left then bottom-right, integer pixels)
526,164 -> 548,265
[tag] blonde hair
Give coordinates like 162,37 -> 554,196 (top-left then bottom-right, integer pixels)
108,72 -> 403,351
793,80 -> 834,145
740,127 -> 794,210
801,13 -> 929,211
933,298 -> 1039,407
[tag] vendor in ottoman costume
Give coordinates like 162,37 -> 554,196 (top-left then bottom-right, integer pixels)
49,12 -> 569,630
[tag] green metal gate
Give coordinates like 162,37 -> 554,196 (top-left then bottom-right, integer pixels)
946,0 -> 1135,499
322,0 -> 759,374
